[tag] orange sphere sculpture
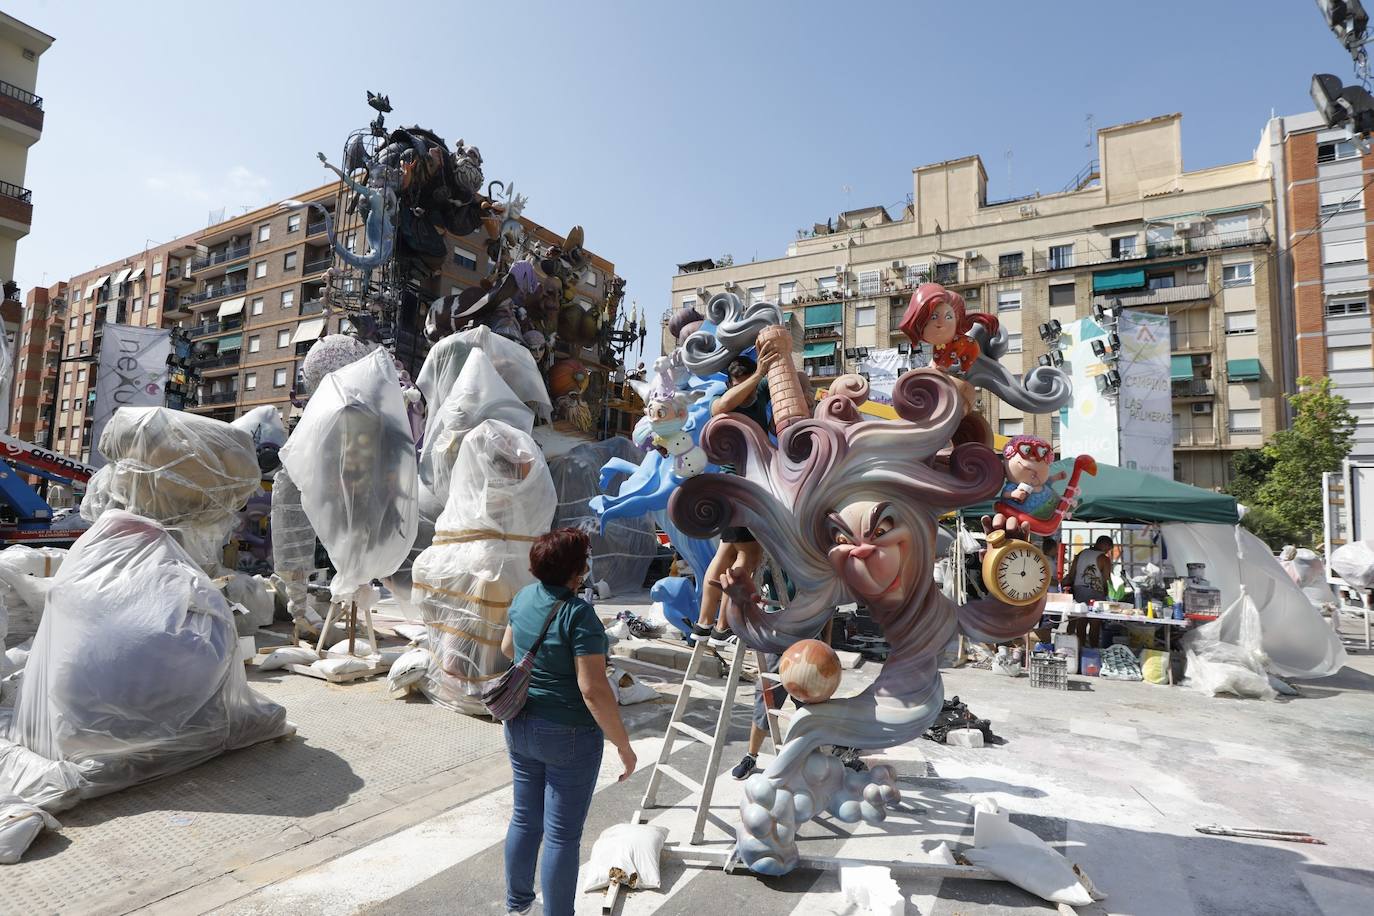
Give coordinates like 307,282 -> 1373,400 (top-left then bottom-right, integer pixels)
778,639 -> 842,703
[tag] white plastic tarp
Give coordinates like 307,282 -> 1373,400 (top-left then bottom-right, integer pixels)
415,325 -> 551,434
411,420 -> 556,712
1160,523 -> 1347,678
280,349 -> 418,602
230,405 -> 288,448
0,511 -> 288,812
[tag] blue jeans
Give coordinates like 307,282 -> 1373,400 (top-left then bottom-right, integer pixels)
504,713 -> 604,915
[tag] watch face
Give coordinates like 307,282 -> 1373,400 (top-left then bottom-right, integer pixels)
997,544 -> 1048,603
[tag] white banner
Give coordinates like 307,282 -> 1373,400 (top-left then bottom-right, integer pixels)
1058,317 -> 1118,466
89,324 -> 171,468
864,348 -> 905,405
1115,311 -> 1173,479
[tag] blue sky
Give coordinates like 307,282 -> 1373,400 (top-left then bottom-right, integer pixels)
7,0 -> 1357,338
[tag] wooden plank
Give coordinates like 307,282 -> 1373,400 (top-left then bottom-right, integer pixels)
288,661 -> 387,684
661,843 -> 1002,881
670,720 -> 716,746
656,764 -> 704,795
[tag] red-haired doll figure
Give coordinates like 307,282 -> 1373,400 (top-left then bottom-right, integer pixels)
898,282 -> 998,411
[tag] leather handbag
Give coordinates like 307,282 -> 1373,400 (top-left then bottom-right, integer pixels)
481,599 -> 566,721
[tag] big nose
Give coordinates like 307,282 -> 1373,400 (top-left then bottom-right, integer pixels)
849,543 -> 877,560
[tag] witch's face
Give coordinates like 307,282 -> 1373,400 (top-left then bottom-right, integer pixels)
923,302 -> 958,346
825,499 -> 916,609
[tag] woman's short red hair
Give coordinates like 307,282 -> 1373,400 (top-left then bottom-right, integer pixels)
530,527 -> 591,587
898,282 -> 999,345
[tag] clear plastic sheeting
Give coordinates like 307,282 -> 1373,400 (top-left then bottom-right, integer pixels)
230,405 -> 288,447
1278,546 -> 1338,611
0,547 -> 65,646
1161,523 -> 1347,679
269,467 -> 316,621
280,349 -> 419,602
1183,594 -> 1278,700
412,420 -> 555,713
80,407 -> 261,568
548,438 -> 655,597
0,511 -> 288,812
415,326 -> 551,434
1330,540 -> 1374,590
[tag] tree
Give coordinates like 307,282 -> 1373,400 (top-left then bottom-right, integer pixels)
1254,377 -> 1357,547
1226,448 -> 1273,507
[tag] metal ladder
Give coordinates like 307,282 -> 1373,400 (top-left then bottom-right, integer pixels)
633,590 -> 784,846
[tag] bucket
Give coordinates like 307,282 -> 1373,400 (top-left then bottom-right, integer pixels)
1080,648 -> 1102,676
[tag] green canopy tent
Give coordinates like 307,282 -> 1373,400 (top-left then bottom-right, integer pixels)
960,460 -> 1240,525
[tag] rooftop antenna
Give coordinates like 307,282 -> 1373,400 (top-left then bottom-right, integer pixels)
1085,113 -> 1096,148
1004,149 -> 1013,189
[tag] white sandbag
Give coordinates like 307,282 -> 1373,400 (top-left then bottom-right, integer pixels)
394,623 -> 428,643
326,639 -> 375,658
257,646 -> 318,671
230,405 -> 288,448
280,349 -> 419,602
0,511 -> 288,812
0,793 -> 61,865
222,573 -> 275,634
311,656 -> 372,677
607,668 -> 657,706
1330,539 -> 1374,589
580,823 -> 668,892
387,647 -> 431,698
412,421 -> 555,714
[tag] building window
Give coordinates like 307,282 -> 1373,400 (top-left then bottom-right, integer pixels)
933,262 -> 958,285
345,231 -> 357,252
147,292 -> 160,309
997,289 -> 1022,311
1048,244 -> 1074,271
273,367 -> 288,388
1318,139 -> 1360,163
277,329 -> 290,348
283,251 -> 298,271
817,276 -> 839,295
287,214 -> 301,233
248,335 -> 261,353
132,297 -> 142,312
82,311 -> 91,326
778,282 -> 796,305
1319,188 -> 1363,216
76,368 -> 86,382
1147,271 -> 1176,290
255,261 -> 268,279
281,290 -> 295,310
258,224 -> 271,243
1325,296 -> 1369,317
856,306 -> 876,328
1323,239 -> 1367,265
1007,333 -> 1023,353
585,270 -> 599,287
1111,236 -> 1138,259
244,372 -> 257,391
1048,283 -> 1075,306
1224,311 -> 1257,335
251,297 -> 264,315
65,343 -> 74,357
997,252 -> 1024,277
452,247 -> 478,270
152,260 -> 162,277
748,285 -> 766,305
68,316 -> 77,329
63,370 -> 71,384
905,263 -> 929,286
57,426 -> 65,442
60,399 -> 68,412
1329,345 -> 1373,371
999,418 -> 1024,437
857,271 -> 880,294
681,296 -> 697,312
1227,409 -> 1261,433
1222,262 -> 1254,288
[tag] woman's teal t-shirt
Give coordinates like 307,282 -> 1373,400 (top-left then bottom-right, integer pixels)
508,581 -> 608,728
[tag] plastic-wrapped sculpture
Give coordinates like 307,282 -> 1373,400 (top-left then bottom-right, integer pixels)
280,349 -> 419,604
410,420 -> 555,712
670,370 -> 1050,875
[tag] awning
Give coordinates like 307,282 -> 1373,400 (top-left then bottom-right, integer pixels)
1092,267 -> 1146,292
804,303 -> 842,327
803,341 -> 836,360
292,317 -> 326,345
217,296 -> 246,318
127,265 -> 145,283
225,262 -> 249,273
217,334 -> 243,353
1170,355 -> 1193,381
112,267 -> 132,286
86,274 -> 110,299
1227,358 -> 1262,382
783,312 -> 794,325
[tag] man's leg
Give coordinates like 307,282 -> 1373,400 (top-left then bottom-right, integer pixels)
503,717 -> 545,914
695,542 -> 738,633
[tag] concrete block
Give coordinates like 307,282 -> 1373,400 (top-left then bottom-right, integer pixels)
836,649 -> 864,669
946,728 -> 985,748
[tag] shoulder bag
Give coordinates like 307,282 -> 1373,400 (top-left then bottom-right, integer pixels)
482,598 -> 567,721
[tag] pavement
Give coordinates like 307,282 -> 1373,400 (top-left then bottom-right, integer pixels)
5,594 -> 1374,916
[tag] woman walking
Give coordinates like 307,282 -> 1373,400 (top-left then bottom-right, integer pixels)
500,527 -> 636,916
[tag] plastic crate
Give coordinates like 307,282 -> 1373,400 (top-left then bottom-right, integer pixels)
1029,653 -> 1068,690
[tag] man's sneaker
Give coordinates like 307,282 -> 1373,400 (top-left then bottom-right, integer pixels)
731,753 -> 758,780
708,626 -> 737,648
688,622 -> 711,645
833,746 -> 868,772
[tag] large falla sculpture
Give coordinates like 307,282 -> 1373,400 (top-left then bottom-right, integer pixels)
637,281 -> 1075,875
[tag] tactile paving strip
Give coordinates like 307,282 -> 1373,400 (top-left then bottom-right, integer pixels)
5,671 -> 506,916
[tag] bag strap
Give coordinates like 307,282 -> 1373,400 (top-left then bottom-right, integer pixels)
525,598 -> 568,659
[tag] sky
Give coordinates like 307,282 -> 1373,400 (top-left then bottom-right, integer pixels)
5,0 -> 1359,341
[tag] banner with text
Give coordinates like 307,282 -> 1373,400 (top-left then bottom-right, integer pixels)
1058,317 -> 1119,466
864,348 -> 905,404
89,324 -> 171,469
1115,310 -> 1173,479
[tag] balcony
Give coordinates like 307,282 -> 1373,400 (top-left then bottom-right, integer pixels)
191,352 -> 241,370
1096,282 -> 1210,310
0,80 -> 43,133
180,280 -> 248,308
805,364 -> 840,378
1172,378 -> 1215,398
307,219 -> 327,237
933,264 -> 959,285
0,179 -> 33,227
1170,328 -> 1211,352
200,390 -> 239,406
164,265 -> 192,288
188,317 -> 244,338
192,243 -> 251,273
1173,427 -> 1218,447
803,324 -> 842,340
299,299 -> 326,316
303,255 -> 332,275
997,261 -> 1027,278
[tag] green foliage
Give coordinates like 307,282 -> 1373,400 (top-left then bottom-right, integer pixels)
1226,449 -> 1272,507
1239,504 -> 1306,551
1251,377 -> 1357,548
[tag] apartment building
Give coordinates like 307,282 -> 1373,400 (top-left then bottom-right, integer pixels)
1263,112 -> 1374,461
669,113 -> 1282,489
20,180 -> 616,461
0,12 -> 50,301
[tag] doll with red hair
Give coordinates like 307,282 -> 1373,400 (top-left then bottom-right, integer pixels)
898,282 -> 998,374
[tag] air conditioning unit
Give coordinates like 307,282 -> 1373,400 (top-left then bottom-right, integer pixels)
1019,204 -> 1037,218
1186,263 -> 1205,273
723,280 -> 738,291
1191,402 -> 1213,415
1175,220 -> 1195,232
892,260 -> 904,270
965,288 -> 980,300
965,250 -> 979,260
834,265 -> 847,277
695,287 -> 708,299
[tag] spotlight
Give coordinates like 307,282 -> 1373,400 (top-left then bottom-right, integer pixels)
1311,73 -> 1374,137
857,347 -> 870,358
1316,0 -> 1369,52
1038,354 -> 1051,368
844,348 -> 858,359
897,342 -> 911,355
1050,349 -> 1064,368
1091,339 -> 1107,358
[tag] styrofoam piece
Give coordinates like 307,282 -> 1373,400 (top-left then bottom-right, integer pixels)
840,865 -> 904,916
